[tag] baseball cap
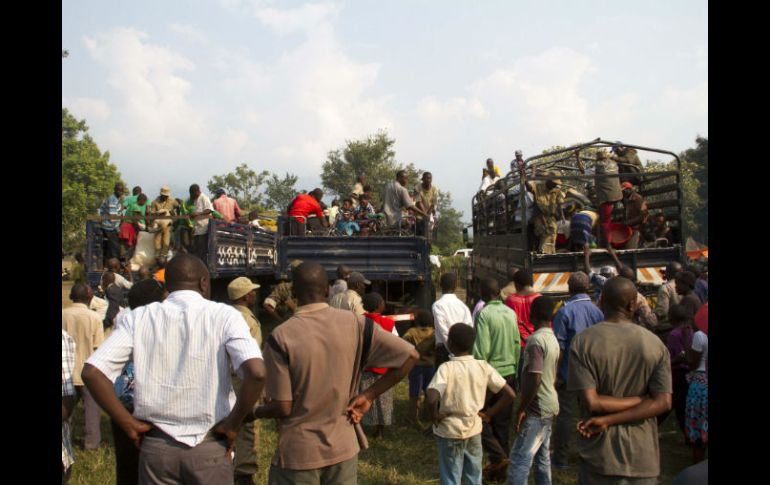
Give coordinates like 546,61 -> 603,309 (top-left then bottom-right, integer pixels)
621,182 -> 634,190
160,185 -> 171,196
227,276 -> 260,301
289,259 -> 304,269
348,272 -> 371,285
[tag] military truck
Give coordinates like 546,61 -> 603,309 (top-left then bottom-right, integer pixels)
467,139 -> 686,302
84,218 -> 277,300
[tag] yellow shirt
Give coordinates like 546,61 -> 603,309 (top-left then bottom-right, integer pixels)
234,304 -> 262,346
329,289 -> 365,316
62,303 -> 105,386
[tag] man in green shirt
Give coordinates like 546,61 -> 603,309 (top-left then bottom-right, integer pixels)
71,253 -> 87,284
473,277 -> 521,481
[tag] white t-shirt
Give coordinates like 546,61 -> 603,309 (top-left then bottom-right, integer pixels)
691,330 -> 708,372
193,194 -> 214,236
479,175 -> 500,192
427,355 -> 507,439
432,293 -> 474,346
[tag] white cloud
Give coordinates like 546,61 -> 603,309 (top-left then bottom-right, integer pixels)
62,97 -> 111,121
222,128 -> 249,157
169,23 -> 208,44
83,27 -> 206,147
416,96 -> 488,121
250,2 -> 340,35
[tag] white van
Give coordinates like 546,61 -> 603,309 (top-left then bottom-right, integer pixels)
453,248 -> 473,258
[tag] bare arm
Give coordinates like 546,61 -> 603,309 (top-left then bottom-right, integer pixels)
62,395 -> 76,421
426,388 -> 444,424
607,246 -> 622,270
82,364 -> 152,447
583,245 -> 592,274
250,400 -> 292,421
578,391 -> 672,438
347,348 -> 419,422
580,388 -> 645,415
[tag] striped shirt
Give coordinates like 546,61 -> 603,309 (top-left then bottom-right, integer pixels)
86,290 -> 262,447
62,330 -> 76,470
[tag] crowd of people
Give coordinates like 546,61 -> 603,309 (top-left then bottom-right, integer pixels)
285,170 -> 434,237
476,145 -> 675,255
62,243 -> 708,484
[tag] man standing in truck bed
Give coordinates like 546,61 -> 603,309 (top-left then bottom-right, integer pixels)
383,170 -> 427,227
529,172 -> 565,254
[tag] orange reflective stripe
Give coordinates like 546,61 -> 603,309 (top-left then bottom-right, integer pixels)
557,272 -> 571,286
639,267 -> 653,281
541,272 -> 558,289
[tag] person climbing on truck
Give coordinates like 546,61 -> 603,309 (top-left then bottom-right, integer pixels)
529,172 -> 565,254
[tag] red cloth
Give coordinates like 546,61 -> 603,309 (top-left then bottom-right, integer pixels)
288,194 -> 324,222
599,202 -> 614,242
504,293 -> 541,348
363,312 -> 396,375
118,222 -> 137,247
694,302 -> 708,335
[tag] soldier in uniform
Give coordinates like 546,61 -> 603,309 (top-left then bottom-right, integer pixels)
611,144 -> 644,186
593,150 -> 623,248
262,259 -> 303,325
530,172 -> 565,254
227,277 -> 263,485
149,186 -> 180,261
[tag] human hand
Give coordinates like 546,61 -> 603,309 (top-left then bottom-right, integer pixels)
478,411 -> 491,423
212,418 -> 240,456
577,417 -> 608,438
347,394 -> 372,424
120,416 -> 153,449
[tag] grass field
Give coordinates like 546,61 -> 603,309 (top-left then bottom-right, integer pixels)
67,380 -> 695,485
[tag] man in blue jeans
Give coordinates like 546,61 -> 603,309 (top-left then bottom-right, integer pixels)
427,324 -> 516,485
508,296 -> 561,485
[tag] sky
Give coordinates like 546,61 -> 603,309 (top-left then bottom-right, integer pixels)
62,0 -> 708,219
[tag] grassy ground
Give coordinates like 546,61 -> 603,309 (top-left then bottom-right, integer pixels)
68,380 -> 694,485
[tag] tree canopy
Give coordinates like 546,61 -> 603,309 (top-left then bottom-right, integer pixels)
680,136 -> 707,243
62,108 -> 123,251
207,163 -> 269,213
432,190 -> 465,256
264,172 -> 299,212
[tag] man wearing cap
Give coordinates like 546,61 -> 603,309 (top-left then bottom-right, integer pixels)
213,188 -> 242,224
330,272 -> 370,316
511,150 -> 526,178
228,277 -> 262,485
528,173 -> 565,254
263,260 -> 303,325
150,186 -> 180,261
621,182 -> 648,250
593,150 -> 623,248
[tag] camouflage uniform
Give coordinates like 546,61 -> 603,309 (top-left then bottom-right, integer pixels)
612,147 -> 643,185
231,304 -> 261,483
263,281 -> 296,319
150,197 -> 180,258
532,180 -> 565,254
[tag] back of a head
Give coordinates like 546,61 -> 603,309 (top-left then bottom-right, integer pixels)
440,272 -> 458,293
128,279 -> 167,309
619,265 -> 636,283
506,267 -> 519,283
413,309 -> 434,328
668,303 -> 693,325
513,269 -> 533,290
677,271 -> 697,290
480,277 -> 500,301
448,323 -> 476,353
70,282 -> 92,303
396,169 -> 407,180
530,296 -> 555,324
666,262 -> 683,280
362,292 -> 384,313
102,271 -> 115,287
165,253 -> 209,292
567,271 -> 590,294
293,261 -> 329,304
75,253 -> 84,263
337,264 -> 350,280
311,188 -> 324,199
601,277 -> 637,314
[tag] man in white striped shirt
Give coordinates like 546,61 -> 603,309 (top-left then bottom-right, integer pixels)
83,254 -> 266,485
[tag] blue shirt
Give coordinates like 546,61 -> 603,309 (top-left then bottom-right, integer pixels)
589,272 -> 607,301
100,193 -> 123,232
694,279 -> 708,303
552,293 -> 604,382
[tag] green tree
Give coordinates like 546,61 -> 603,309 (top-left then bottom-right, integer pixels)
433,190 -> 465,256
320,130 -> 420,207
207,163 -> 269,212
680,136 -> 707,243
62,108 -> 124,251
264,172 -> 299,211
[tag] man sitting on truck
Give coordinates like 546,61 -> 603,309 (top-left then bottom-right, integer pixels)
287,188 -> 329,234
383,170 -> 428,228
212,187 -> 242,224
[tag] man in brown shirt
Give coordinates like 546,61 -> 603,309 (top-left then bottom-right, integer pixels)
249,262 -> 418,484
61,282 -> 105,450
621,182 -> 648,249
